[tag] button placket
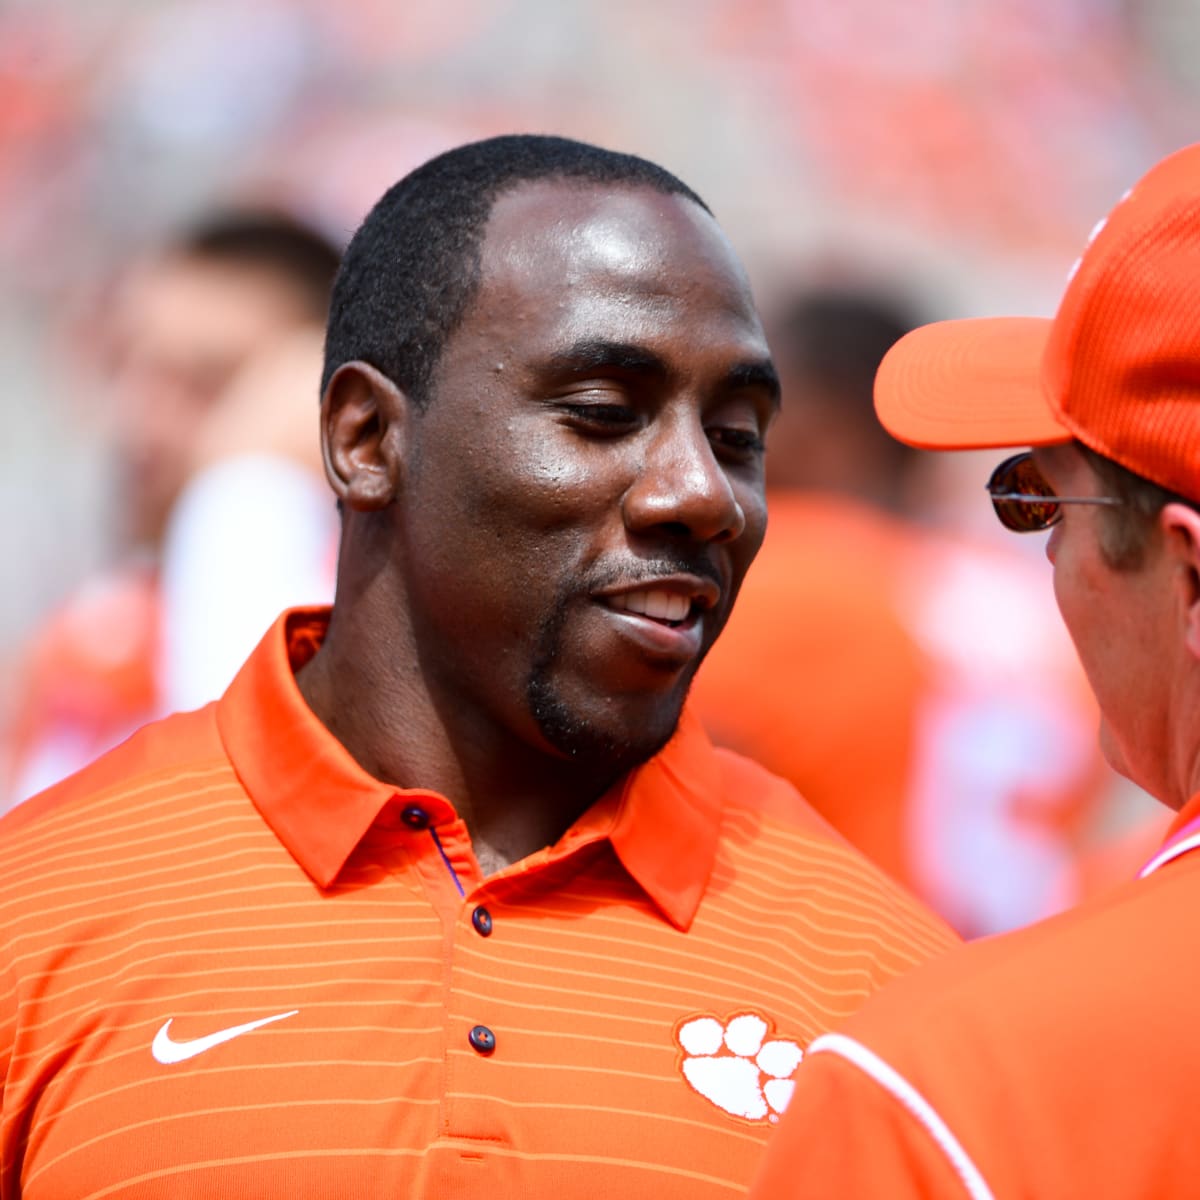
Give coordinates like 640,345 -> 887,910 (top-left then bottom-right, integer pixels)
465,901 -> 496,1060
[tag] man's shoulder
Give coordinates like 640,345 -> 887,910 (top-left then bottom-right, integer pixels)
710,744 -> 845,836
799,845 -> 1200,1196
709,745 -> 958,947
0,704 -> 231,868
837,862 -> 1196,1065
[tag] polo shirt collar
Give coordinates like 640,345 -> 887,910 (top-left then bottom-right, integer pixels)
218,608 -> 723,928
217,609 -> 412,889
606,706 -> 723,929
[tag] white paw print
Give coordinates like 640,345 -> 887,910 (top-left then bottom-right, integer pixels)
676,1013 -> 804,1123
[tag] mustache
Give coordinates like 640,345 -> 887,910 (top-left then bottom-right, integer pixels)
582,554 -> 724,594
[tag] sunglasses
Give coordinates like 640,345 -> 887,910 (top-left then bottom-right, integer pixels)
986,452 -> 1123,533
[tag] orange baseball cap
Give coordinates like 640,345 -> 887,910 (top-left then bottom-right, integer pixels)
875,143 -> 1200,502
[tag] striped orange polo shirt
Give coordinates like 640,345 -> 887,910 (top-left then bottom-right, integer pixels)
0,608 -> 957,1200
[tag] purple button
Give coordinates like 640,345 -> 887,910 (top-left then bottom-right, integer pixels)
400,805 -> 430,830
468,1025 -> 496,1055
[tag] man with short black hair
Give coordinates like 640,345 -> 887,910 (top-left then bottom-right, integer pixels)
0,135 -> 955,1199
751,142 -> 1200,1199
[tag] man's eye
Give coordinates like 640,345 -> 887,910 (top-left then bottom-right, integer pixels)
562,403 -> 638,431
709,427 -> 766,457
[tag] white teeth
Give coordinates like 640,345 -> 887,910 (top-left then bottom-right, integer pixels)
610,588 -> 691,622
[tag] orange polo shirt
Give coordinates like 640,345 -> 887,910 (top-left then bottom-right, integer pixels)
0,609 -> 956,1200
750,794 -> 1200,1200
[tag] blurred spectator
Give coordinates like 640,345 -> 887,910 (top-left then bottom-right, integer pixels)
0,211 -> 340,811
107,213 -> 339,553
760,290 -> 925,510
692,285 -> 1118,935
159,327 -> 337,712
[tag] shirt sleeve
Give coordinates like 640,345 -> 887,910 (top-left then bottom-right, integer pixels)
750,1035 -> 992,1200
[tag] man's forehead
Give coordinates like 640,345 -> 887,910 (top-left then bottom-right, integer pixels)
478,178 -> 751,295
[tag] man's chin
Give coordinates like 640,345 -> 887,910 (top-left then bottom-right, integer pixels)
528,682 -> 683,776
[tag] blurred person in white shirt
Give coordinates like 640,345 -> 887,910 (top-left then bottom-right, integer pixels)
2,211 -> 340,809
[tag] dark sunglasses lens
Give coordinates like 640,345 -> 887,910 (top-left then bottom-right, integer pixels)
988,454 -> 1059,532
994,496 -> 1059,532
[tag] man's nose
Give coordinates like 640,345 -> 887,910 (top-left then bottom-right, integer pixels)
621,420 -> 746,544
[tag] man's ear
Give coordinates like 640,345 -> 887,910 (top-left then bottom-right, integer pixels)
1161,502 -> 1200,660
320,362 -> 409,511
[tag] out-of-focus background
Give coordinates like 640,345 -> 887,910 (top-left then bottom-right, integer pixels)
3,0 -> 1194,932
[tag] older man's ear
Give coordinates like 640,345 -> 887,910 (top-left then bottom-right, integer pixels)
1161,502 -> 1200,661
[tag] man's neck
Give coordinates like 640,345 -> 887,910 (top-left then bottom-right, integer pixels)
294,605 -> 624,869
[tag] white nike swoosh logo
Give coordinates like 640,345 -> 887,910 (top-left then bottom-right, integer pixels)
151,1010 -> 299,1064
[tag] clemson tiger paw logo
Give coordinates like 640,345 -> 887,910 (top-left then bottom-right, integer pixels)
675,1013 -> 804,1123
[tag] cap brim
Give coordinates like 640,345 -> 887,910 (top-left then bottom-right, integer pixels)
874,316 -> 1072,450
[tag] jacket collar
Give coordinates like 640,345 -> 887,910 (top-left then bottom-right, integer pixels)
1139,791 -> 1200,878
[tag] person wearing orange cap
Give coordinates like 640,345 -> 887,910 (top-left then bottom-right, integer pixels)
750,141 -> 1200,1199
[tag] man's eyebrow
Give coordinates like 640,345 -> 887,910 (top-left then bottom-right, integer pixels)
542,339 -> 669,377
726,360 -> 782,409
541,338 -> 781,408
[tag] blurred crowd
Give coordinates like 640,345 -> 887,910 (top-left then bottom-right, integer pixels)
3,0 -> 1194,934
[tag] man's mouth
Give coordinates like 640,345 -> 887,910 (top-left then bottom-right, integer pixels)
588,576 -> 721,671
604,587 -> 695,627
595,574 -> 720,630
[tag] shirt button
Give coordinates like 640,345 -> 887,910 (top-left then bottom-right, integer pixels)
468,1025 -> 496,1055
471,906 -> 493,937
400,804 -> 430,830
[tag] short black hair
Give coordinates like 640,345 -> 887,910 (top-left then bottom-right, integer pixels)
176,210 -> 342,324
320,134 -> 711,404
